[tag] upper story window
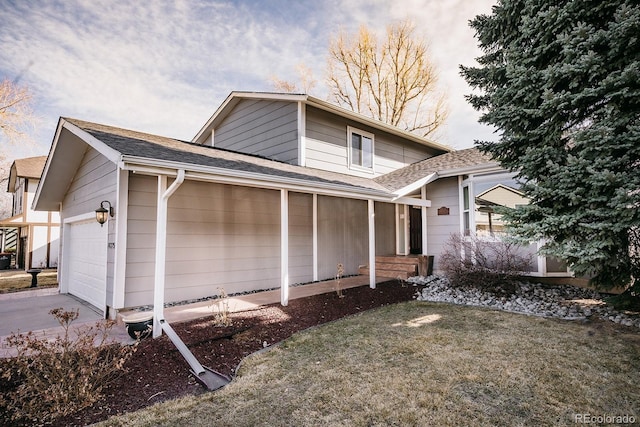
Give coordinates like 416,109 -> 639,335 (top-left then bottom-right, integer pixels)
348,126 -> 374,172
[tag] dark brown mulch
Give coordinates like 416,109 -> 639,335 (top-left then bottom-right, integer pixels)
5,280 -> 421,426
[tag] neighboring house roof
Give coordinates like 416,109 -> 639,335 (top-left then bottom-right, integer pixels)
192,91 -> 454,153
7,156 -> 47,193
374,148 -> 498,195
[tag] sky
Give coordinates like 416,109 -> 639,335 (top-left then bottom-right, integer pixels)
0,0 -> 498,161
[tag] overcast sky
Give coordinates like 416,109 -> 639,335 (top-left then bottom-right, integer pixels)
0,0 -> 497,160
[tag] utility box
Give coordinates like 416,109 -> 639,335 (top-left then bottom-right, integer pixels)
0,253 -> 11,270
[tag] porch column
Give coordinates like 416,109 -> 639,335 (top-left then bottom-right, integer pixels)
281,189 -> 289,306
368,199 -> 376,289
312,193 -> 318,282
421,186 -> 428,255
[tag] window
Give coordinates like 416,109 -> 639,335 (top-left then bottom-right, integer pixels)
348,127 -> 374,171
462,185 -> 470,235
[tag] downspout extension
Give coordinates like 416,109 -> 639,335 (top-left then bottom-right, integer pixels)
152,170 -> 230,390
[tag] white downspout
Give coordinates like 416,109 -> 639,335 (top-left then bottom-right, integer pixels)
153,169 -> 185,338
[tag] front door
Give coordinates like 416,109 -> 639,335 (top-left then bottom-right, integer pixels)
409,207 -> 422,254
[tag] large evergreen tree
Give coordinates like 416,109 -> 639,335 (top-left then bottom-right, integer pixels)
461,1 -> 640,291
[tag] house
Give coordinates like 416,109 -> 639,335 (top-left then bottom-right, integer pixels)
33,91 -> 570,323
0,156 -> 60,270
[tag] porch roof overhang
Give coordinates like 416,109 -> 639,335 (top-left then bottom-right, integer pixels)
34,118 -> 434,211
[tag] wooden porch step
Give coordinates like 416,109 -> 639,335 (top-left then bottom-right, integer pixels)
375,256 -> 419,265
358,267 -> 412,280
358,256 -> 420,280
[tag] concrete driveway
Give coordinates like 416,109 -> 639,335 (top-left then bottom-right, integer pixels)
0,287 -> 103,336
0,287 -> 121,358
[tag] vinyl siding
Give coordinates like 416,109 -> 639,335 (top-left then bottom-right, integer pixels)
289,192 -> 313,284
61,147 -> 117,306
317,195 -> 368,279
304,106 -> 437,178
375,202 -> 395,256
425,177 -> 460,272
124,176 -> 282,307
213,99 -> 299,164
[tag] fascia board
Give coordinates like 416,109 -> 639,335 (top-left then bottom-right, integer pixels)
63,120 -> 122,163
436,162 -> 502,178
120,155 -> 391,200
305,96 -> 453,153
391,172 -> 438,199
32,119 -> 65,210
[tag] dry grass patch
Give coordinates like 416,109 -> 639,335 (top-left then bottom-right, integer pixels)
0,270 -> 58,293
99,302 -> 640,427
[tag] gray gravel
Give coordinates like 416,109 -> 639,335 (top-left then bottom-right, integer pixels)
409,275 -> 640,328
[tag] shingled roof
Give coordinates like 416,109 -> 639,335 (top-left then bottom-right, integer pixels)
65,118 -> 391,196
7,156 -> 47,192
374,148 -> 496,193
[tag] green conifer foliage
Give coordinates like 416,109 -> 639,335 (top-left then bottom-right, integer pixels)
461,1 -> 640,290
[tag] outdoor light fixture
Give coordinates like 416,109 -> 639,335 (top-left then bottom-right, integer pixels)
95,201 -> 114,226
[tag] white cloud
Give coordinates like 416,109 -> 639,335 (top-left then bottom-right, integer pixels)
0,0 -> 497,158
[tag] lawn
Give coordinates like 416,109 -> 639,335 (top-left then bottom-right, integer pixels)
99,301 -> 640,426
0,269 -> 58,293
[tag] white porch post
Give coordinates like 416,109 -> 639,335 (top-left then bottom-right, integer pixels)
281,189 -> 289,306
153,170 -> 185,338
312,193 -> 318,282
368,199 -> 376,289
421,186 -> 428,255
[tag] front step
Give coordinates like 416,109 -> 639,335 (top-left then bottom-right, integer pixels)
358,256 -> 419,280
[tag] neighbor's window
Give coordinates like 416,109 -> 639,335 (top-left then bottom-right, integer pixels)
348,127 -> 374,171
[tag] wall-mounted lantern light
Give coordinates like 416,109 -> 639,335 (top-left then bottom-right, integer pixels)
96,200 -> 114,227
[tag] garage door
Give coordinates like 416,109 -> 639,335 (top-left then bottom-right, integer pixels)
66,219 -> 107,314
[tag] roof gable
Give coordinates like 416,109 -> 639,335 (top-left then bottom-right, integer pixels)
192,91 -> 453,153
7,156 -> 46,192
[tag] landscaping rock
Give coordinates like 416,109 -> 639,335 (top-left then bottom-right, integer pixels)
410,275 -> 640,328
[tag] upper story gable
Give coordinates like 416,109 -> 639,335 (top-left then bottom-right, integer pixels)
192,92 -> 452,179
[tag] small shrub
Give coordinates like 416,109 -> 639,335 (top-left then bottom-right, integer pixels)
210,287 -> 232,326
440,233 -> 533,296
0,308 -> 137,425
335,263 -> 345,298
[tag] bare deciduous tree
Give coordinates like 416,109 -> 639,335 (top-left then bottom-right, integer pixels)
270,63 -> 317,94
327,20 -> 447,137
0,78 -> 35,218
0,78 -> 33,143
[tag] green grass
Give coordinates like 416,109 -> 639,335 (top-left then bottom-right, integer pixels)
99,302 -> 640,427
0,270 -> 58,293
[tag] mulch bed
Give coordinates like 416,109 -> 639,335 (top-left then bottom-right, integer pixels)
18,280 -> 420,426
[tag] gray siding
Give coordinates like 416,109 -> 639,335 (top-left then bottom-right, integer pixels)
61,147 -> 118,307
425,177 -> 460,271
305,106 -> 437,178
317,196 -> 368,279
214,99 -> 299,164
375,202 -> 395,256
289,192 -> 313,284
124,176 -> 282,307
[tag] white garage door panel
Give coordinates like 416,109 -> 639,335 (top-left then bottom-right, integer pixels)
67,220 -> 107,313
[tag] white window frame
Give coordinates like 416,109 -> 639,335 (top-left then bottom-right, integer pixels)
347,126 -> 375,173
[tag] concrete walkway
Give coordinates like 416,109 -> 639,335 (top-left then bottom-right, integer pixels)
0,275 -> 391,358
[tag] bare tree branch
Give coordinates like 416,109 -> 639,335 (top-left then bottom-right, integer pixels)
327,20 -> 448,137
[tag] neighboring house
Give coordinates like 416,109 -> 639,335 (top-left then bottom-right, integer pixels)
32,91 -> 570,319
0,156 -> 60,270
474,184 -> 529,236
